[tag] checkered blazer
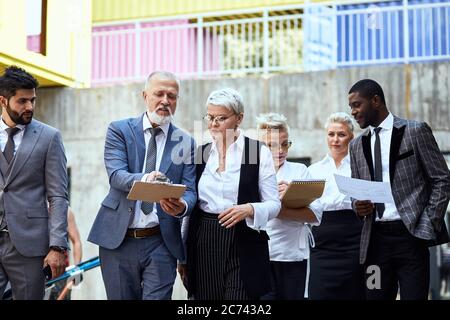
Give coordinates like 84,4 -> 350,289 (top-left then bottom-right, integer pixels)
349,116 -> 450,264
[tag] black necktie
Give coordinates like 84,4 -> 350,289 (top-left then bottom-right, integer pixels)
3,127 -> 20,164
373,127 -> 385,219
141,126 -> 162,215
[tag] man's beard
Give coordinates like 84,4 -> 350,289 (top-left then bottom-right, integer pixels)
148,107 -> 173,125
5,102 -> 33,125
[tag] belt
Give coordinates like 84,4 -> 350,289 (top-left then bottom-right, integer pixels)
126,226 -> 160,239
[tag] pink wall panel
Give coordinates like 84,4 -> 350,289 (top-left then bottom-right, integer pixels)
92,19 -> 219,85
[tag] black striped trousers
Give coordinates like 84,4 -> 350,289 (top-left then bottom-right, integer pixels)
194,211 -> 250,300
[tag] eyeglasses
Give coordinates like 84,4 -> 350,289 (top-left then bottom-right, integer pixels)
203,114 -> 235,124
267,140 -> 292,150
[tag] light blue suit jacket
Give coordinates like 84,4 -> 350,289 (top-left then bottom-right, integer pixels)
88,115 -> 196,261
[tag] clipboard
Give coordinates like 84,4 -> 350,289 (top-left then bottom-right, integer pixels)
281,180 -> 325,209
127,181 -> 186,202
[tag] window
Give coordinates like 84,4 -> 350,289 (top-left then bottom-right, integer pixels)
25,0 -> 47,54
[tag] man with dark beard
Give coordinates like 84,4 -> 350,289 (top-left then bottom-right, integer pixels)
88,71 -> 196,299
0,66 -> 69,299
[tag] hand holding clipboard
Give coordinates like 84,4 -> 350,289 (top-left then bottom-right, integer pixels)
281,180 -> 325,209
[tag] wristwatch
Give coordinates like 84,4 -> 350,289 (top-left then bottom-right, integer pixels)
49,246 -> 68,253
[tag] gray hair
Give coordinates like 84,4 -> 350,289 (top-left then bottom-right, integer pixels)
256,112 -> 290,134
144,71 -> 180,91
324,112 -> 355,132
205,88 -> 244,114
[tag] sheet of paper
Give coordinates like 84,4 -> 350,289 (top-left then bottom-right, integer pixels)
334,174 -> 395,203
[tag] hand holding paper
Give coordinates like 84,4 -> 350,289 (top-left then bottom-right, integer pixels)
353,200 -> 375,217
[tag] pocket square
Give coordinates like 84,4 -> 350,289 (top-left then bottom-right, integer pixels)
397,149 -> 414,161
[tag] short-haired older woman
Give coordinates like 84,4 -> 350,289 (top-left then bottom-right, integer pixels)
308,112 -> 365,300
257,113 -> 322,300
185,88 -> 280,300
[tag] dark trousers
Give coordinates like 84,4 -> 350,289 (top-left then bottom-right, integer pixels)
262,260 -> 307,300
194,212 -> 249,300
365,220 -> 430,300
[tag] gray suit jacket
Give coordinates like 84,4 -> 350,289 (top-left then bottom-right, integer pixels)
88,115 -> 197,261
2,119 -> 69,257
349,116 -> 450,264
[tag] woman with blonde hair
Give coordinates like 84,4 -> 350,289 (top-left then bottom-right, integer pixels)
308,112 -> 365,300
257,112 -> 322,300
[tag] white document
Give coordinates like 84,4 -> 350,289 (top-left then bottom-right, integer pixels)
334,174 -> 395,203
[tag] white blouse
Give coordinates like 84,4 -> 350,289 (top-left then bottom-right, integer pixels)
198,131 -> 280,231
267,161 -> 322,262
308,154 -> 353,212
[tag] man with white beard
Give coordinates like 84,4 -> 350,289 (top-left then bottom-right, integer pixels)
88,71 -> 197,300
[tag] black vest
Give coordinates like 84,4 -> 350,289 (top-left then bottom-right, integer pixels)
186,137 -> 271,299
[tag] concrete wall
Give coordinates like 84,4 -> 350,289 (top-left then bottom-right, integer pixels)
34,61 -> 450,299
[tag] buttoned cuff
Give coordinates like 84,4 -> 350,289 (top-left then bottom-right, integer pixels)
245,203 -> 269,231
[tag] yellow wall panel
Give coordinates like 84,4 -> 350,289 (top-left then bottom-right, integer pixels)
93,0 -> 329,23
0,0 -> 91,87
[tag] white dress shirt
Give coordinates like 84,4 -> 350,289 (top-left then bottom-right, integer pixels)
0,118 -> 25,155
129,113 -> 170,228
308,154 -> 353,212
267,161 -> 322,262
198,131 -> 280,231
369,113 -> 401,221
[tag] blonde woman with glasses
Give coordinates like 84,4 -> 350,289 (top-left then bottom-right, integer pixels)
256,113 -> 322,300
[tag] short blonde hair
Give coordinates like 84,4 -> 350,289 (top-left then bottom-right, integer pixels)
324,112 -> 355,132
206,88 -> 244,114
256,112 -> 290,134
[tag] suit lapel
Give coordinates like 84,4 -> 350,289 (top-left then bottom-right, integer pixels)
361,130 -> 374,180
159,123 -> 175,175
130,115 -> 146,171
389,117 -> 406,183
6,121 -> 42,185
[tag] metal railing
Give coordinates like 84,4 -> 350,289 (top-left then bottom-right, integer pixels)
91,0 -> 450,85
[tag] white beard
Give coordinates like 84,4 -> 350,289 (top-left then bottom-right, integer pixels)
148,109 -> 172,125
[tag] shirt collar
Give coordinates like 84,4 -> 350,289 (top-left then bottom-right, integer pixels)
369,112 -> 393,135
143,112 -> 170,137
0,117 -> 25,132
324,153 -> 350,168
210,129 -> 244,154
